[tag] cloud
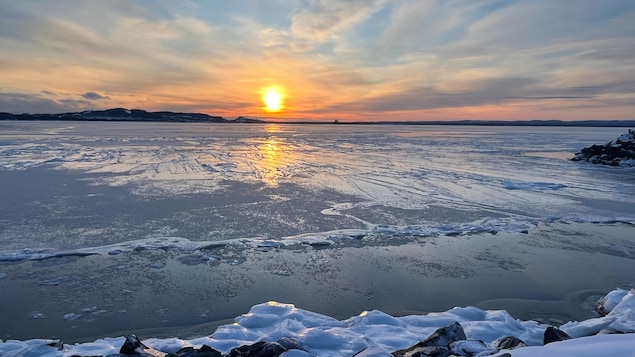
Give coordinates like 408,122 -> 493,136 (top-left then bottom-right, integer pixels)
1,1 -> 634,120
81,92 -> 111,101
290,0 -> 387,45
259,28 -> 292,48
318,75 -> 619,114
0,2 -> 240,94
59,98 -> 93,108
0,91 -> 115,114
0,92 -> 79,113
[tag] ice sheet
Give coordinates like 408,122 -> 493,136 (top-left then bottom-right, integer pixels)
1,123 -> 634,254
1,123 -> 632,212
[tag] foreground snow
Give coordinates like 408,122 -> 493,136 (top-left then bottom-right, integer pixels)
2,289 -> 634,357
491,334 -> 635,357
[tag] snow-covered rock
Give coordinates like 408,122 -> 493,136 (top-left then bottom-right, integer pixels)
572,129 -> 635,166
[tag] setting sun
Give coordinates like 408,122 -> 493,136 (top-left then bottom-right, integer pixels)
261,86 -> 285,113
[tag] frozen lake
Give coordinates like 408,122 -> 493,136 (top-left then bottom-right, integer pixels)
1,121 -> 635,343
1,122 -> 633,253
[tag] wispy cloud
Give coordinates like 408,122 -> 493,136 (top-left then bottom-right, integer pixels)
290,0 -> 387,45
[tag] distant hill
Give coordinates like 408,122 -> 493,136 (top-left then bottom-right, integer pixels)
232,116 -> 266,123
0,108 -> 633,126
0,108 -> 262,124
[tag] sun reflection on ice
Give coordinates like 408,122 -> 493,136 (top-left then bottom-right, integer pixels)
254,124 -> 297,186
265,124 -> 281,134
259,138 -> 285,186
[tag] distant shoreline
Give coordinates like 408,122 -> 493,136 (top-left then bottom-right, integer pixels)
1,108 -> 634,127
294,120 -> 635,127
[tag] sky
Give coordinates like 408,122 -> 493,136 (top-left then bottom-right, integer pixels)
1,0 -> 634,121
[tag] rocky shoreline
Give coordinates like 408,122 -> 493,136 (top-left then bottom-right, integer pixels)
57,323 -> 568,357
6,289 -> 635,357
9,320 -> 630,357
572,129 -> 635,166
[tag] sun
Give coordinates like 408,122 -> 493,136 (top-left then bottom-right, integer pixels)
261,86 -> 285,113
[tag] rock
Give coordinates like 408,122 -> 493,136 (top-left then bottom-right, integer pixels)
226,341 -> 287,357
392,322 -> 465,356
353,346 -> 394,356
392,346 -> 449,357
82,336 -> 301,357
572,129 -> 635,166
493,336 -> 527,350
276,337 -> 305,351
199,345 -> 223,356
118,334 -> 165,356
543,326 -> 572,345
47,340 -> 64,350
595,289 -> 629,316
166,347 -> 196,357
166,345 -> 222,357
420,321 -> 466,347
119,335 -> 147,354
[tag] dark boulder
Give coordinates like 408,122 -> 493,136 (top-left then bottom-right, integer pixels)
112,336 -> 302,357
392,322 -> 465,356
543,326 -> 572,345
393,346 -> 450,357
114,334 -> 168,356
420,321 -> 466,347
119,335 -> 149,355
226,341 -> 287,357
166,345 -> 222,357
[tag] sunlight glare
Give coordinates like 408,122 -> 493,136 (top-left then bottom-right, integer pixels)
261,86 -> 285,113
